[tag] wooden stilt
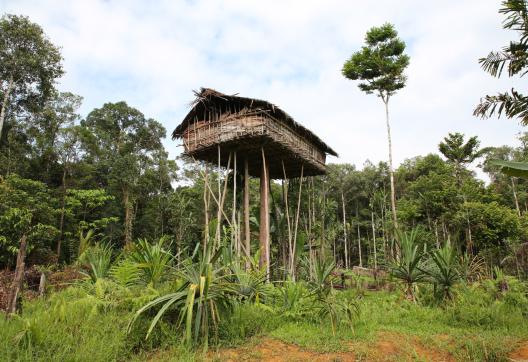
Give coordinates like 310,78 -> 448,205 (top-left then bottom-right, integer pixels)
233,151 -> 238,256
291,164 -> 304,281
244,157 -> 251,269
260,148 -> 270,280
282,160 -> 293,278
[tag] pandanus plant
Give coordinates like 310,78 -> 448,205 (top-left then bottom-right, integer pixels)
428,241 -> 460,301
390,229 -> 428,301
128,246 -> 235,349
128,237 -> 173,287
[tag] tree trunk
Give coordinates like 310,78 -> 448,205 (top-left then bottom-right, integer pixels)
384,99 -> 398,231
259,149 -> 270,280
123,186 -> 133,247
7,234 -> 27,315
321,182 -> 326,259
371,209 -> 377,270
38,272 -> 47,297
0,75 -> 14,140
204,167 -> 210,251
512,177 -> 521,217
244,158 -> 251,269
57,167 -> 67,260
341,191 -> 349,269
357,208 -> 363,268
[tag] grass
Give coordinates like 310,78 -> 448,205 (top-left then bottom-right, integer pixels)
1,276 -> 527,361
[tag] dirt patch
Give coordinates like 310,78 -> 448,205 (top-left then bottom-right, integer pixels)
210,333 -> 455,362
361,332 -> 454,362
211,337 -> 355,362
510,341 -> 528,361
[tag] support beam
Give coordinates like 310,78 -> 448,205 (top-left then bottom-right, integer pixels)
244,157 -> 251,269
259,148 -> 270,279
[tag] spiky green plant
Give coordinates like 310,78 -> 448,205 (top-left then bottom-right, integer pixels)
129,237 -> 173,287
128,249 -> 234,349
312,258 -> 336,291
79,242 -> 113,283
428,241 -> 460,301
316,289 -> 360,335
228,262 -> 270,303
390,229 -> 428,301
77,229 -> 95,262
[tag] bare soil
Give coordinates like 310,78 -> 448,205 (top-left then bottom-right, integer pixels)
211,332 -> 455,362
510,341 -> 528,362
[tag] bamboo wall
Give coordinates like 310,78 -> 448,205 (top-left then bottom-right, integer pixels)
182,113 -> 327,177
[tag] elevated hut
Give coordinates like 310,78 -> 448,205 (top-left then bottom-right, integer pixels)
172,88 -> 337,274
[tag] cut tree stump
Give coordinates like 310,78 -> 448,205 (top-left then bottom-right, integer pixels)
6,234 -> 27,315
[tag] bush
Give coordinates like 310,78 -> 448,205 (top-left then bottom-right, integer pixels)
218,302 -> 280,344
447,282 -> 527,329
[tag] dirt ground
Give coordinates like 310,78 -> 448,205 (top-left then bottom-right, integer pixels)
510,341 -> 528,362
210,332 -> 455,362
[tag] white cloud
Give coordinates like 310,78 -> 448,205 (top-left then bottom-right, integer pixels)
2,0 -> 525,178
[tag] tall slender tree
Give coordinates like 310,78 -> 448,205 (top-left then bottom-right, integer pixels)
438,132 -> 484,254
342,23 -> 410,232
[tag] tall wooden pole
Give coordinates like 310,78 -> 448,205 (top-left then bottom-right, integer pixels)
232,151 -> 238,256
260,148 -> 270,280
244,157 -> 251,269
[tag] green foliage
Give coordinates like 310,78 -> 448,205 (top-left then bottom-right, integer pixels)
128,255 -> 235,348
79,242 -> 113,283
312,258 -> 336,290
228,262 -> 271,303
474,0 -> 528,124
0,174 -> 59,266
460,201 -> 523,251
390,229 -> 428,301
276,281 -> 314,320
0,14 -> 63,137
342,23 -> 409,99
439,133 -> 482,165
110,258 -> 142,287
128,237 -> 173,287
428,241 -> 461,300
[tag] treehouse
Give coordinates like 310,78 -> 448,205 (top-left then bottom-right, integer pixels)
172,88 -> 337,276
172,88 -> 337,179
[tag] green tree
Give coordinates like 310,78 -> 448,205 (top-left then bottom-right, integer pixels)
0,174 -> 59,267
342,23 -> 410,232
438,133 -> 483,186
82,102 -> 166,246
474,0 -> 528,124
0,14 -> 63,139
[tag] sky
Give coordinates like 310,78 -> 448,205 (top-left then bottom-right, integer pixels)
1,0 -> 525,178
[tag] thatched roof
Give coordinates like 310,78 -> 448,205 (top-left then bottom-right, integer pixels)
172,88 -> 338,157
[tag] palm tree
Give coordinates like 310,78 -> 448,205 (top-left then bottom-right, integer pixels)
474,0 -> 528,124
